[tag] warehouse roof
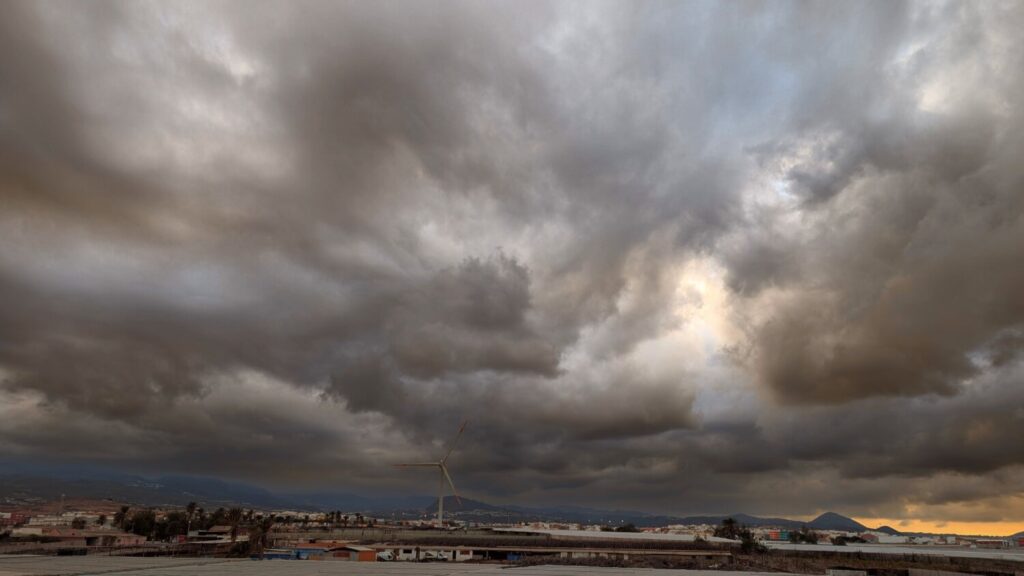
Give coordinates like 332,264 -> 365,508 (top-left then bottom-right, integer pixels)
492,527 -> 739,544
0,556 -> 792,576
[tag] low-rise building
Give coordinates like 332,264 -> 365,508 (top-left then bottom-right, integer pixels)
376,546 -> 474,562
283,542 -> 377,561
972,539 -> 1009,549
9,527 -> 145,546
0,512 -> 29,527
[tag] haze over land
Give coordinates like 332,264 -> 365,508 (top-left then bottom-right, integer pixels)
1,1 -> 1023,536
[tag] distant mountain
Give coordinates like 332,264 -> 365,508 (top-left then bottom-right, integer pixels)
287,492 -> 433,512
660,511 -> 867,532
0,466 -> 890,534
422,498 -> 694,527
428,496 -> 507,513
807,511 -> 867,532
0,467 -> 450,514
0,473 -> 298,510
509,504 -> 674,525
874,525 -> 901,535
731,513 -> 807,529
417,500 -> 870,532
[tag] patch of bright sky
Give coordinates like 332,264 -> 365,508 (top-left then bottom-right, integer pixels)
657,256 -> 759,423
857,518 -> 1024,538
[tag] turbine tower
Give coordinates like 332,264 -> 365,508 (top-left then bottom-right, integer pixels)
397,421 -> 467,527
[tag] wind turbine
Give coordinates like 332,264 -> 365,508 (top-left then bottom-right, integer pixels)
397,421 -> 466,527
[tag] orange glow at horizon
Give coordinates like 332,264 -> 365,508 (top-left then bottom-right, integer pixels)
854,518 -> 1024,537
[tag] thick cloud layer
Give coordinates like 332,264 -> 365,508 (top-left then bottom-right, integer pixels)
1,0 -> 1023,526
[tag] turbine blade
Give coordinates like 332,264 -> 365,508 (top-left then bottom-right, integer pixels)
441,420 -> 468,464
440,463 -> 460,505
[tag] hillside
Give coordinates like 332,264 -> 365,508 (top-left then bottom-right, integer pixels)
0,473 -> 298,510
808,511 -> 868,531
0,468 -> 947,536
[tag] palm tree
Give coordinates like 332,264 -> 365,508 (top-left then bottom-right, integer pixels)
714,517 -> 740,540
227,507 -> 243,542
114,506 -> 130,531
185,502 -> 197,534
251,516 -> 275,560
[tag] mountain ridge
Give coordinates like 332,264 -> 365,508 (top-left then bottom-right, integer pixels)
0,469 -> 969,536
808,511 -> 868,531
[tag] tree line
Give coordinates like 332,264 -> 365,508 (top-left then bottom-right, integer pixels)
108,503 -> 376,546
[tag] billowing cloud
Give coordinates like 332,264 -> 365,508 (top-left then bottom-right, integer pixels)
1,0 -> 1023,526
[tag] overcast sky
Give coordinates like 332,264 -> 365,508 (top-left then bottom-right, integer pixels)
2,0 -> 1023,533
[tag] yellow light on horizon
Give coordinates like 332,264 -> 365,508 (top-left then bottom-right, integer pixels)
854,518 -> 1024,538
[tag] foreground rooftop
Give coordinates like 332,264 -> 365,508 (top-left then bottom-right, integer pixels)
764,542 -> 1024,562
0,556 -> 790,576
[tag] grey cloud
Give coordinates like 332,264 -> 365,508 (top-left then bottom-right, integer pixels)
727,4 -> 1024,404
1,0 -> 1024,524
389,254 -> 560,378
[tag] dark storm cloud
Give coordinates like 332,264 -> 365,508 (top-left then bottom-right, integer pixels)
2,0 -> 1024,524
720,1 -> 1024,406
740,97 -> 1024,404
389,254 -> 560,378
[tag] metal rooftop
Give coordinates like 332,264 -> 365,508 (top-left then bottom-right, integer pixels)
0,556 -> 793,576
492,527 -> 738,544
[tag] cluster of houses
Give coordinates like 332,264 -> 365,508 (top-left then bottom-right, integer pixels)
1,511 -> 146,549
747,526 -> 1021,549
749,527 -> 957,545
5,507 -> 1023,561
0,512 -> 29,527
520,520 -> 1024,550
5,525 -> 147,547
